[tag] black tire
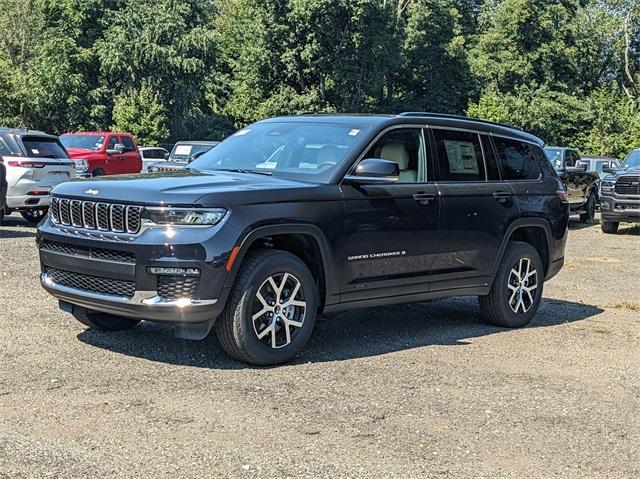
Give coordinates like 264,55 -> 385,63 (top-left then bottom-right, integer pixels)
601,221 -> 619,234
93,168 -> 105,177
579,192 -> 596,223
73,307 -> 140,331
215,249 -> 318,366
479,241 -> 544,328
21,208 -> 48,224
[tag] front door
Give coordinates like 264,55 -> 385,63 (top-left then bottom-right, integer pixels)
429,129 -> 519,292
340,127 -> 440,303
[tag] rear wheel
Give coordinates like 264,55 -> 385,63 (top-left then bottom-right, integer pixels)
579,192 -> 596,223
21,208 -> 48,224
601,221 -> 619,234
216,249 -> 317,366
479,241 -> 544,328
72,307 -> 140,331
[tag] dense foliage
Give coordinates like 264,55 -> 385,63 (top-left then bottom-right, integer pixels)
0,0 -> 639,156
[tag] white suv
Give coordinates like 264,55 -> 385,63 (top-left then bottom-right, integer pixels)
0,128 -> 75,223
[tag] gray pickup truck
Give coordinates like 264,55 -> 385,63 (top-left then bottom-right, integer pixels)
599,149 -> 640,233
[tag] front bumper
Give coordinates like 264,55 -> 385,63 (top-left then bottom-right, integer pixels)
37,216 -> 241,337
600,195 -> 640,223
41,272 -> 220,323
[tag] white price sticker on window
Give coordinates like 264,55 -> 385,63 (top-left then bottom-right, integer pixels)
175,145 -> 193,155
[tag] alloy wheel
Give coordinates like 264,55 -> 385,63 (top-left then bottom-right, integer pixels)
252,272 -> 307,349
507,257 -> 538,314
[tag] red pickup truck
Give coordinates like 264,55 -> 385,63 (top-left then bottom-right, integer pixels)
60,132 -> 142,177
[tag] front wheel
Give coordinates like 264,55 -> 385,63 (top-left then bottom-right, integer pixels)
579,192 -> 596,223
73,307 -> 140,331
601,221 -> 619,234
21,208 -> 48,224
216,249 -> 318,365
479,241 -> 544,328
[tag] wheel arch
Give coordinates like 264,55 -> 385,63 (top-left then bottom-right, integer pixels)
224,223 -> 335,310
494,219 -> 553,279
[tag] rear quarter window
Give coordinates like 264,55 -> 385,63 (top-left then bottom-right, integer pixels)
493,137 -> 542,181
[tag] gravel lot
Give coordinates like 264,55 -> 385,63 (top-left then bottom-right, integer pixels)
0,215 -> 638,478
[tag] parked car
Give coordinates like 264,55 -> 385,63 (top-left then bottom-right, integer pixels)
148,141 -> 219,172
599,148 -> 640,233
140,146 -> 169,173
60,132 -> 142,176
576,156 -> 621,180
543,147 -> 600,222
1,128 -> 75,223
37,113 -> 569,365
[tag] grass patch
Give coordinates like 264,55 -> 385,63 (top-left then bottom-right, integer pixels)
610,301 -> 640,311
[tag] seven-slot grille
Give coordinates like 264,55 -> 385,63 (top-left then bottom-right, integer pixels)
615,176 -> 640,196
50,197 -> 142,233
45,267 -> 135,298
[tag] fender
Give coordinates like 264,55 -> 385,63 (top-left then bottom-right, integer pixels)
492,218 -> 553,278
223,223 -> 336,306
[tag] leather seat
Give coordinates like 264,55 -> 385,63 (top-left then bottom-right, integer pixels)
380,143 -> 417,182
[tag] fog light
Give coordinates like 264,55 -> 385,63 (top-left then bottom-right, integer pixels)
148,267 -> 200,276
601,201 -> 610,209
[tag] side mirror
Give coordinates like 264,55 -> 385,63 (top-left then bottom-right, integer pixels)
345,158 -> 399,185
602,165 -> 614,174
107,143 -> 126,155
566,165 -> 587,174
164,152 -> 170,160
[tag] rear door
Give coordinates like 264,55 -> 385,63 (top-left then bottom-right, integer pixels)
429,129 -> 519,291
340,126 -> 440,302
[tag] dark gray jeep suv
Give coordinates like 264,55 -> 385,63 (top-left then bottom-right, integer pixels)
37,113 -> 569,365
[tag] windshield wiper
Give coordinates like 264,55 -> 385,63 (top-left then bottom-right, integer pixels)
212,168 -> 273,176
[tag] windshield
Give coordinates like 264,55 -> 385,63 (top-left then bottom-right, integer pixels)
623,150 -> 640,168
543,148 -> 563,170
22,138 -> 69,159
188,122 -> 368,181
170,143 -> 216,162
60,135 -> 105,151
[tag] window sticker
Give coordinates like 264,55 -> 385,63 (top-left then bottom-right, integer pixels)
443,140 -> 479,174
348,129 -> 360,136
175,145 -> 193,155
31,149 -> 40,155
234,129 -> 251,136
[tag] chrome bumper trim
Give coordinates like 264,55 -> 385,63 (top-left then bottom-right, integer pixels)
41,273 -> 217,308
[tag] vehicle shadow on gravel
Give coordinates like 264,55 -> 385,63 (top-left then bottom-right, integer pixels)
0,219 -> 37,238
77,296 -> 603,369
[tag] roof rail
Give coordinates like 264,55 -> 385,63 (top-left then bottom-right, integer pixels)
397,112 -> 523,132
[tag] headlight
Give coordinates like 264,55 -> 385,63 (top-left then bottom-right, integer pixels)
73,159 -> 89,173
143,207 -> 227,226
601,180 -> 615,193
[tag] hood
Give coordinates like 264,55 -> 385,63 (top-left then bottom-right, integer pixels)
50,169 -> 316,206
603,165 -> 640,181
66,147 -> 101,158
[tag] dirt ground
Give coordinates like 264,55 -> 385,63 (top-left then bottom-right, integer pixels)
0,215 -> 638,478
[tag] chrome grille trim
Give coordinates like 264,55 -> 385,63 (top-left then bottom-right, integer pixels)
50,197 -> 142,234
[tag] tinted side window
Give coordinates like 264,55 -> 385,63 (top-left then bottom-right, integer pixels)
433,129 -> 485,182
493,137 -> 542,181
122,136 -> 135,152
565,151 -> 578,167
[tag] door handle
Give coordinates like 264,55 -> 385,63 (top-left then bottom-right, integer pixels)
492,191 -> 512,203
412,192 -> 436,205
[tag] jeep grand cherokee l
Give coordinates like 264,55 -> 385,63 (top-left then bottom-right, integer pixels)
37,113 -> 569,365
599,148 -> 640,233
